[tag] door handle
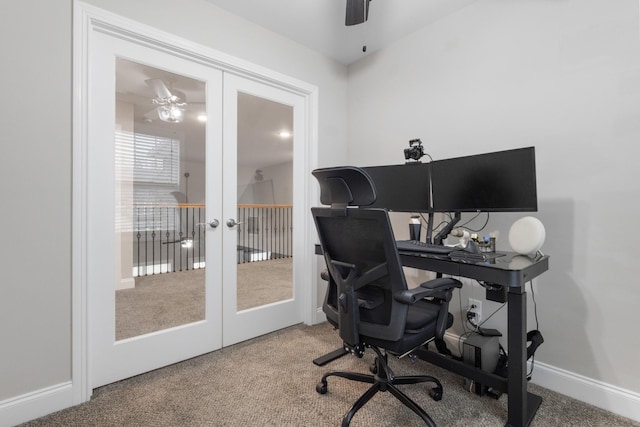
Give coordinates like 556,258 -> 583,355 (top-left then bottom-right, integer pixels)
197,219 -> 219,228
226,218 -> 243,228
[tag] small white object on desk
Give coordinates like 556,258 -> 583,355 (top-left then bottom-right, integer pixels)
508,216 -> 546,255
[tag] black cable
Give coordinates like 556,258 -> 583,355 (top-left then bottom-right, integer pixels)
528,280 -> 539,379
458,211 -> 481,227
458,288 -> 471,333
476,302 -> 506,329
530,280 -> 540,330
431,212 -> 490,246
465,313 -> 480,330
418,212 -> 433,234
423,215 -> 452,234
412,212 -> 448,240
463,289 -> 507,332
431,220 -> 450,233
459,290 -> 485,336
459,212 -> 490,232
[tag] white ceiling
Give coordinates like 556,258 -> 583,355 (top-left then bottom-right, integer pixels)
203,0 -> 477,65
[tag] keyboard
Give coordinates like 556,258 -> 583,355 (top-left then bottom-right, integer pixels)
396,240 -> 456,254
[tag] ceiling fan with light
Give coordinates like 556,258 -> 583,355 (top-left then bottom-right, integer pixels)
145,78 -> 188,123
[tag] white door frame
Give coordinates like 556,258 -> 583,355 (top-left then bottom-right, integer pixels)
72,1 -> 319,403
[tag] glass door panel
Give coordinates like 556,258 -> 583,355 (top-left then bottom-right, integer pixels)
236,93 -> 294,311
115,59 -> 207,340
222,73 -> 303,347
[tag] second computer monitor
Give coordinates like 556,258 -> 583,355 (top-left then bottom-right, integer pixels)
430,147 -> 537,212
362,163 -> 431,212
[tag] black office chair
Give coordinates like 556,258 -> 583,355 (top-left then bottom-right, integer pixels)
311,166 -> 462,427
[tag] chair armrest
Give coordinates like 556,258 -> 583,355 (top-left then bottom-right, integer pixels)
420,277 -> 462,303
420,277 -> 462,291
394,287 -> 437,304
394,277 -> 462,305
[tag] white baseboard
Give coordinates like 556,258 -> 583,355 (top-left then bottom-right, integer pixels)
530,362 -> 640,423
441,331 -> 640,423
314,307 -> 327,325
116,277 -> 135,290
0,382 -> 75,427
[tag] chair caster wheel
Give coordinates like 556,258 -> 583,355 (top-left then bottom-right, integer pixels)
429,387 -> 443,401
316,382 -> 328,394
369,363 -> 377,374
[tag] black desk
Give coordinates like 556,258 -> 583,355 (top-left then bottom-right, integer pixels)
315,245 -> 549,427
400,250 -> 549,427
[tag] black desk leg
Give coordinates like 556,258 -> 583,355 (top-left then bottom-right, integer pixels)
507,291 -> 542,427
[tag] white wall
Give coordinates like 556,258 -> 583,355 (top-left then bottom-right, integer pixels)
0,0 -> 347,423
348,0 -> 640,405
237,162 -> 292,205
0,1 -> 73,402
262,161 -> 294,205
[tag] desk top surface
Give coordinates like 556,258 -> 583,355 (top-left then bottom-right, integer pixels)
314,244 -> 549,290
400,250 -> 545,269
399,250 -> 549,290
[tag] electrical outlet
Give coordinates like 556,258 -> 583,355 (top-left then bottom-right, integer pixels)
468,298 -> 482,325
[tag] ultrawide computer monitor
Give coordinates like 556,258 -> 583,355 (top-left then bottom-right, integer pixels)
430,147 -> 537,212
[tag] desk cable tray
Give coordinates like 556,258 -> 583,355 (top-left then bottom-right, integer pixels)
448,250 -> 506,261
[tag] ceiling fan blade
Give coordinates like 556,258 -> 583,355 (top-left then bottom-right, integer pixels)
145,78 -> 173,99
346,0 -> 370,26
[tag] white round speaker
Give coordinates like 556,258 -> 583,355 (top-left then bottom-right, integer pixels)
508,216 -> 545,255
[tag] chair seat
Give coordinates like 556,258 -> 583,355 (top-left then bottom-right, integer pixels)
361,300 -> 453,355
406,298 -> 441,331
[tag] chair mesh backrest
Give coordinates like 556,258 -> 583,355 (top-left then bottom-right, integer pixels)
312,207 -> 409,342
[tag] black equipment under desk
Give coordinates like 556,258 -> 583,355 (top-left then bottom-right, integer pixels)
399,250 -> 550,427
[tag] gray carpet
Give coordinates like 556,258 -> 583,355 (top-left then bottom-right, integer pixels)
20,323 -> 640,427
116,258 -> 293,340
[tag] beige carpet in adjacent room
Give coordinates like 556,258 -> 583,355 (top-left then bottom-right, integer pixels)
116,258 -> 293,340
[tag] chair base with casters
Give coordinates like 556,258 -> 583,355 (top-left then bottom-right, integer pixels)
316,345 -> 442,427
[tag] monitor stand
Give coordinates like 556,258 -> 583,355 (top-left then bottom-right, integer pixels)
425,212 -> 433,244
433,211 -> 461,245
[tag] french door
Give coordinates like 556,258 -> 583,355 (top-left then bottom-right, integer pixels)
88,29 -> 303,387
221,74 -> 305,346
